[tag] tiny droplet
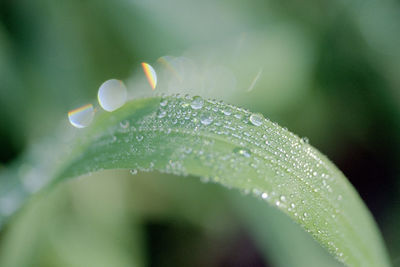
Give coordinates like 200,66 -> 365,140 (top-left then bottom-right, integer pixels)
233,147 -> 251,158
249,113 -> 263,126
190,96 -> 204,110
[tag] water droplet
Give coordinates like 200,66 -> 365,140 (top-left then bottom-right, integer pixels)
120,120 -> 129,128
233,147 -> 251,158
261,192 -> 268,199
303,212 -> 308,217
157,109 -> 166,118
68,104 -> 94,128
160,99 -> 168,107
222,109 -> 231,116
249,113 -> 263,126
181,101 -> 190,108
141,62 -> 157,90
301,137 -> 309,144
98,79 -> 127,112
200,113 -> 213,125
136,135 -> 144,142
190,96 -> 204,110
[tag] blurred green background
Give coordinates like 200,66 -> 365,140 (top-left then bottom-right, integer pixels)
0,0 -> 399,266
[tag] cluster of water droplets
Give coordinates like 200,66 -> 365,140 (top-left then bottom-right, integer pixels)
150,95 -> 347,261
63,70 -> 353,262
68,62 -> 158,129
71,94 -> 343,245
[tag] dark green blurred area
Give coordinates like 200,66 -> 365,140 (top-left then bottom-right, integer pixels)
0,0 -> 399,266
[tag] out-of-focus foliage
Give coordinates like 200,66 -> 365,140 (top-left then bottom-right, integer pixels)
0,0 -> 399,266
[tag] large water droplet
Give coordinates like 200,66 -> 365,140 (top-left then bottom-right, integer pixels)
98,79 -> 127,112
68,104 -> 94,128
249,113 -> 263,126
190,96 -> 204,110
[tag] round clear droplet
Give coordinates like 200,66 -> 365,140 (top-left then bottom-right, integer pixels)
200,113 -> 213,125
301,137 -> 309,144
233,147 -> 251,158
160,99 -> 168,107
190,96 -> 204,110
68,104 -> 94,128
249,113 -> 263,126
120,120 -> 129,129
98,79 -> 127,112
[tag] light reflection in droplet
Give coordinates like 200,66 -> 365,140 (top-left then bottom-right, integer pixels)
141,62 -> 157,90
157,56 -> 182,82
68,104 -> 94,128
98,79 -> 127,112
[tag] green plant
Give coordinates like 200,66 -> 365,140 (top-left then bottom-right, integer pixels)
0,95 -> 390,266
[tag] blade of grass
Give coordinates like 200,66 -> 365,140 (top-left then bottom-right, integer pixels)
0,95 -> 391,266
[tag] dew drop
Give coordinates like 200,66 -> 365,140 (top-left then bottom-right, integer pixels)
200,113 -> 213,125
301,137 -> 309,144
136,135 -> 144,142
190,96 -> 204,110
233,147 -> 251,158
160,99 -> 168,107
222,109 -> 231,116
261,192 -> 268,199
249,113 -> 263,126
234,113 -> 242,120
98,79 -> 127,112
157,109 -> 166,118
68,104 -> 94,128
120,120 -> 129,128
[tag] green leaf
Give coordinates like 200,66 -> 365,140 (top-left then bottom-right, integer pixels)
0,95 -> 390,266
